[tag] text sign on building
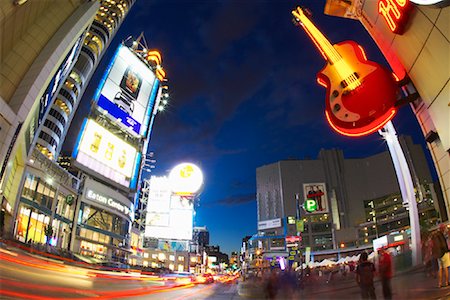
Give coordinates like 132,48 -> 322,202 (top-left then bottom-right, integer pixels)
96,45 -> 157,136
378,0 -> 413,34
85,189 -> 134,219
258,218 -> 282,230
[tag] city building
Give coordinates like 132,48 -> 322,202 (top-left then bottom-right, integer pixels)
139,248 -> 189,272
0,0 -> 98,239
193,226 -> 210,247
256,136 -> 442,261
0,0 -> 136,246
323,0 -> 449,228
69,37 -> 169,262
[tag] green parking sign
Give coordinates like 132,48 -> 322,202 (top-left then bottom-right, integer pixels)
305,199 -> 317,213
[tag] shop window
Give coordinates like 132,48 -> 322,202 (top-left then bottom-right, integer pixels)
177,265 -> 184,272
21,174 -> 38,201
15,205 -> 31,242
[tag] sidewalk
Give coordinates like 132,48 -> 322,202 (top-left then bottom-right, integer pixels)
237,266 -> 450,299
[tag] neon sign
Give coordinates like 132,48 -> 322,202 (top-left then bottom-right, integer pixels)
378,0 -> 413,34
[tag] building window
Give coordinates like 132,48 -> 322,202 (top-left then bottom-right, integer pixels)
169,255 -> 175,261
178,256 -> 184,262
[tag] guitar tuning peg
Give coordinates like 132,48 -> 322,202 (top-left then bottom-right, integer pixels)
304,8 -> 313,18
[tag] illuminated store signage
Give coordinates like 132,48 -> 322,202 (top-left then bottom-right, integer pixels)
96,45 -> 157,136
168,163 -> 204,196
378,0 -> 413,34
74,119 -> 138,188
85,189 -> 133,219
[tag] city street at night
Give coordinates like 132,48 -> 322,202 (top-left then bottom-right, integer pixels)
0,0 -> 449,299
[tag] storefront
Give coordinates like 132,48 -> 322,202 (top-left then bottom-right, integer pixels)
71,177 -> 133,262
14,150 -> 79,248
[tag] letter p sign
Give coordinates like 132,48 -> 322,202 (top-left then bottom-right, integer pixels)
305,199 -> 318,213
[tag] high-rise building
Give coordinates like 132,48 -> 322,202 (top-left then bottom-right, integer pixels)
256,136 -> 442,261
69,37 -> 168,261
35,0 -> 135,160
0,0 -> 136,249
0,0 -> 100,240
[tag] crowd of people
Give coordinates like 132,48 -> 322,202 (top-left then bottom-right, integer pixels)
240,224 -> 450,299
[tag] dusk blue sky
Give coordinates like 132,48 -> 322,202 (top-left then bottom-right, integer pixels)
65,0 -> 435,256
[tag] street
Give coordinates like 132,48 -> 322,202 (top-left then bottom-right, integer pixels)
0,244 -> 243,300
2,243 -> 450,300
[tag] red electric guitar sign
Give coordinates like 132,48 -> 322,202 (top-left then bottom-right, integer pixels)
292,7 -> 400,137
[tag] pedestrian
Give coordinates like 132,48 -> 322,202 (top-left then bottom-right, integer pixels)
378,248 -> 393,299
0,210 -> 5,238
356,251 -> 376,299
431,226 -> 450,288
265,269 -> 278,299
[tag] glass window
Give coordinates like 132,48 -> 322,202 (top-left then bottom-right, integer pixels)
21,174 -> 38,201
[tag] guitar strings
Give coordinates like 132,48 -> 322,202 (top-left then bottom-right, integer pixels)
298,10 -> 361,90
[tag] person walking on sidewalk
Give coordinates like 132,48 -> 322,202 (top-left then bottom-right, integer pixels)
356,251 -> 377,299
431,225 -> 450,288
378,248 -> 393,299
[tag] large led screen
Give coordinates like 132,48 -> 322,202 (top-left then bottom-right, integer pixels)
96,45 -> 157,136
144,176 -> 194,241
74,119 -> 138,188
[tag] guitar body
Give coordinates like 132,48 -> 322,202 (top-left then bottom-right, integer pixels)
317,41 -> 399,136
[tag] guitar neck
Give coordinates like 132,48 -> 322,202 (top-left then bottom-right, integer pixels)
292,8 -> 341,64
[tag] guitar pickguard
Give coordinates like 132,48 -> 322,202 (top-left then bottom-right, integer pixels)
318,43 -> 378,123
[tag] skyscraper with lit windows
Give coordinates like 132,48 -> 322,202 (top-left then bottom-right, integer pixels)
0,0 -> 136,247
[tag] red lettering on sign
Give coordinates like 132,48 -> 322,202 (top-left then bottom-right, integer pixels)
378,0 -> 412,34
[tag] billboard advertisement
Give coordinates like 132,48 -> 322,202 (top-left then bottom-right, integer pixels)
168,163 -> 204,196
145,176 -> 194,241
303,183 -> 328,214
73,119 -> 139,188
96,45 -> 158,136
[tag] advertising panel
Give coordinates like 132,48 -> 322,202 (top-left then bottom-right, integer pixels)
168,163 -> 204,196
303,183 -> 328,214
96,45 -> 157,136
74,119 -> 138,188
144,176 -> 194,240
258,218 -> 282,230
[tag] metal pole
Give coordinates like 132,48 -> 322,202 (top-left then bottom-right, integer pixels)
379,121 -> 421,266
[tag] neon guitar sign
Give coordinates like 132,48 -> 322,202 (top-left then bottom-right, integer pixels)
292,7 -> 399,137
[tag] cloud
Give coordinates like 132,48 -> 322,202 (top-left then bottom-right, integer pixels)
208,193 -> 256,207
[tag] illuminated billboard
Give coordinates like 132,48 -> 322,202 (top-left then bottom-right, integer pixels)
73,119 -> 139,188
168,163 -> 203,196
145,176 -> 194,240
96,45 -> 158,136
303,183 -> 328,214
